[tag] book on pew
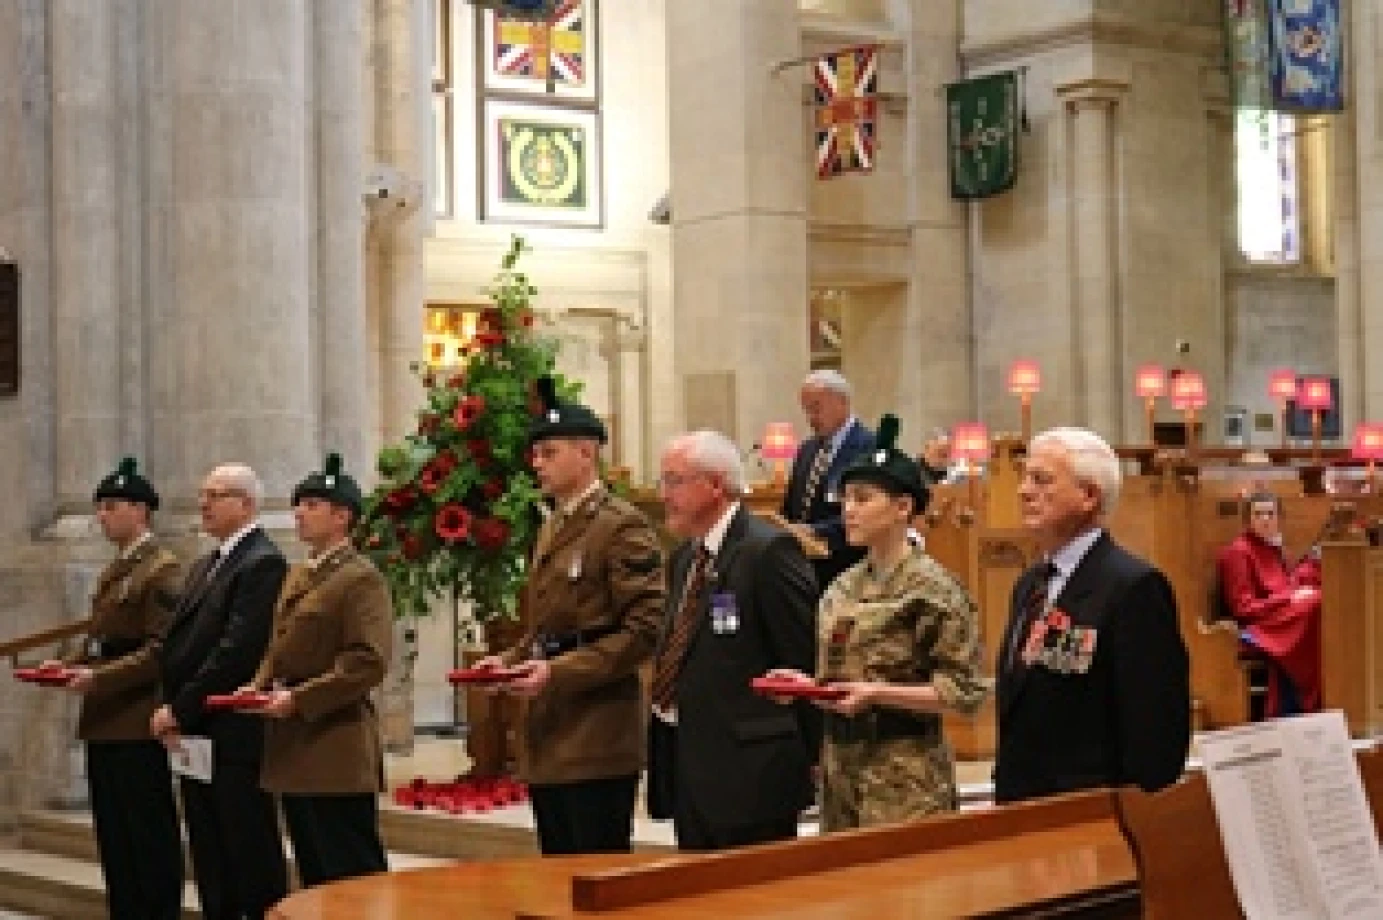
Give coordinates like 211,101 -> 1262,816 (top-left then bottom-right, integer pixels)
1199,711 -> 1383,920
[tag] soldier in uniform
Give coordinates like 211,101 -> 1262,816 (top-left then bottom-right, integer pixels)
53,457 -> 185,920
243,453 -> 392,887
478,377 -> 665,855
768,415 -> 989,831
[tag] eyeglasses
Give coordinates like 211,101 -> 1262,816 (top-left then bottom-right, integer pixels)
657,472 -> 707,490
198,488 -> 246,502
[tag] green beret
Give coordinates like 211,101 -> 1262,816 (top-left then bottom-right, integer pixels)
93,457 -> 160,510
292,452 -> 363,517
527,376 -> 607,445
839,415 -> 930,512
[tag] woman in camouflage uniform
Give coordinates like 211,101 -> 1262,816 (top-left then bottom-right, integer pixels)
768,414 -> 990,831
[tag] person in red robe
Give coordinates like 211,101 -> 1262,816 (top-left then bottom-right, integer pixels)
1215,493 -> 1321,717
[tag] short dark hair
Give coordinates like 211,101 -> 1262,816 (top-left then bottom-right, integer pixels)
1243,491 -> 1283,525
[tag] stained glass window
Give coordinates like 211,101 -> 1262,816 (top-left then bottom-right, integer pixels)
1235,109 -> 1300,264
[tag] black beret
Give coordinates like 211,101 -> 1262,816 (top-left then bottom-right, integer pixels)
839,414 -> 930,513
93,457 -> 160,510
527,376 -> 607,445
292,452 -> 363,517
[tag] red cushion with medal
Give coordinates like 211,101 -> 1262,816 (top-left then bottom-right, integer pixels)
750,676 -> 847,701
204,692 -> 274,711
14,666 -> 77,687
447,666 -> 523,685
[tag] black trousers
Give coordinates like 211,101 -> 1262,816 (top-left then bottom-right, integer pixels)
528,773 -> 638,855
86,740 -> 184,920
180,763 -> 287,920
650,721 -> 799,852
281,793 -> 388,888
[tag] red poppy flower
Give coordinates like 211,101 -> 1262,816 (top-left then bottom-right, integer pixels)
1045,609 -> 1071,631
435,450 -> 459,473
472,517 -> 510,552
475,331 -> 505,348
468,439 -> 493,462
453,395 -> 486,430
401,534 -> 426,560
435,503 -> 473,542
419,459 -> 449,495
384,485 -> 418,513
481,477 -> 505,500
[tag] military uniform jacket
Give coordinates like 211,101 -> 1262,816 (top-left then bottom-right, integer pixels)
502,486 -> 666,786
66,538 -> 183,742
252,546 -> 393,795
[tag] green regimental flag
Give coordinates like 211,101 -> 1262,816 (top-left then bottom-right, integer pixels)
498,117 -> 587,209
947,71 -> 1020,200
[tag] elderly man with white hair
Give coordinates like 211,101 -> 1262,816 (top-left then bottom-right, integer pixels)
781,369 -> 875,592
146,462 -> 290,920
647,430 -> 818,850
993,428 -> 1190,805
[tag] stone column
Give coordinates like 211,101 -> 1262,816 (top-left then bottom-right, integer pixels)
1345,0 -> 1382,422
315,0 -> 371,475
49,1 -> 122,513
0,1 -> 58,535
666,0 -> 809,443
146,0 -> 317,503
1057,79 -> 1128,439
369,0 -> 428,447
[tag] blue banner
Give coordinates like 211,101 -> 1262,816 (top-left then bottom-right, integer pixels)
1269,0 -> 1343,112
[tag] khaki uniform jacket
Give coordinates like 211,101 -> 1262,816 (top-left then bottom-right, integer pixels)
251,546 -> 393,795
66,538 -> 183,742
502,487 -> 666,786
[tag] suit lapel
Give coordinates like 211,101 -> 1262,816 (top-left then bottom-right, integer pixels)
171,528 -> 261,628
999,533 -> 1112,717
998,564 -> 1041,714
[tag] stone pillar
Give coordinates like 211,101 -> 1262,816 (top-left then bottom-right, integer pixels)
1344,0 -> 1382,422
666,0 -> 809,443
315,0 -> 371,475
0,1 -> 58,536
1057,79 -> 1128,439
369,0 -> 428,447
147,0 -> 317,502
50,1 -> 122,513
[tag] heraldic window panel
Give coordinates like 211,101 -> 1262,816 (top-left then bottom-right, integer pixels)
476,0 -> 603,228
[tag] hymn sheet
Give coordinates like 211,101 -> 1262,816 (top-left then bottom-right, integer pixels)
1199,711 -> 1383,920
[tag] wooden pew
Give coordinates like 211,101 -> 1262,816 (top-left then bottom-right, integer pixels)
271,788 -> 1140,918
1114,747 -> 1383,920
1320,543 -> 1383,737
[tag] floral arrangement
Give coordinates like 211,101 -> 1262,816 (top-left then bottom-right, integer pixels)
356,236 -> 578,621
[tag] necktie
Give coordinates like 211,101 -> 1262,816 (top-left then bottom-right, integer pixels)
1006,561 -> 1057,672
649,545 -> 712,710
798,444 -> 833,519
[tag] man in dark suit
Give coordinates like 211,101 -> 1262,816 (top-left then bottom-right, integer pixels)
648,430 -> 818,850
780,370 -> 875,592
993,428 -> 1190,805
147,463 -> 289,919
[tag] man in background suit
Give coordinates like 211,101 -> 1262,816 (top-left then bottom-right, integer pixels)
780,370 -> 875,592
147,463 -> 289,919
993,428 -> 1190,805
648,430 -> 818,850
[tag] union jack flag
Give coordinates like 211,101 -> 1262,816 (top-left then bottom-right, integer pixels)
492,0 -> 586,88
813,45 -> 879,179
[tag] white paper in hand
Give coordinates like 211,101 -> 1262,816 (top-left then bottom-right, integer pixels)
168,736 -> 213,784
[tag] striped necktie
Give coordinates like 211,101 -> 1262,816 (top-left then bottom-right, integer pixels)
798,443 -> 833,519
1006,561 -> 1058,672
649,545 -> 712,710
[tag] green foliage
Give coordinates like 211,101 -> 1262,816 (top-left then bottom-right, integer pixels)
355,236 -> 575,621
